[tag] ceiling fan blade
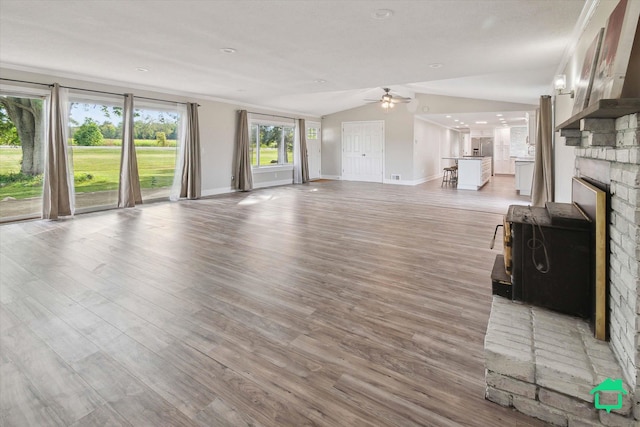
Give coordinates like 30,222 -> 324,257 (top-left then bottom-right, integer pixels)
363,88 -> 412,104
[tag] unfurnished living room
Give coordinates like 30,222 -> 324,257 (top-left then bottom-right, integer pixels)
1,1 -> 639,426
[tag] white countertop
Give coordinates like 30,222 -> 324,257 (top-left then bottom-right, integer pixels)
458,156 -> 491,160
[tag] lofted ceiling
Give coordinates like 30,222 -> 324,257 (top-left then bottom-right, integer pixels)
0,0 -> 587,120
419,111 -> 531,132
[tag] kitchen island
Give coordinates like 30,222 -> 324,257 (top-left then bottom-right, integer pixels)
457,156 -> 492,190
514,157 -> 535,196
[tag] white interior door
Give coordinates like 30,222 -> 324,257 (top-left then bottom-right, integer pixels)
306,121 -> 321,180
342,121 -> 384,182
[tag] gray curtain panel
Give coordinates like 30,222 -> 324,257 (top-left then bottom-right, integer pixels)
299,118 -> 310,183
179,103 -> 202,199
531,95 -> 554,207
42,83 -> 73,219
234,110 -> 253,191
117,94 -> 142,207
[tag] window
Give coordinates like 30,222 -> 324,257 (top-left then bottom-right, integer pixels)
0,91 -> 47,221
133,103 -> 180,201
307,126 -> 319,140
0,86 -> 186,222
68,96 -> 124,211
66,97 -> 181,209
250,122 -> 294,167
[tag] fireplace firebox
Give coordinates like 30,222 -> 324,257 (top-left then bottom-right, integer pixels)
491,178 -> 609,339
509,203 -> 591,318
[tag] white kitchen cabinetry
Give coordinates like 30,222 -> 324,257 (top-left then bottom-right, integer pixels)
515,160 -> 535,196
457,157 -> 492,190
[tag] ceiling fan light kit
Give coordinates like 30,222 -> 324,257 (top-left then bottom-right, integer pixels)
366,88 -> 411,110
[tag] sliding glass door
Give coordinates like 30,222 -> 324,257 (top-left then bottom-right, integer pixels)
67,96 -> 181,209
0,91 -> 47,221
68,96 -> 123,211
1,86 -> 185,221
133,103 -> 180,201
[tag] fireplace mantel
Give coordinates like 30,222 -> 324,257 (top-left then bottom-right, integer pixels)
556,98 -> 640,131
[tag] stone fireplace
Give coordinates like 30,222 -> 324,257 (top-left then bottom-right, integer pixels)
484,111 -> 640,426
573,112 -> 640,419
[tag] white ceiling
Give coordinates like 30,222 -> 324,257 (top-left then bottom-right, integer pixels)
419,110 -> 531,132
0,0 -> 587,120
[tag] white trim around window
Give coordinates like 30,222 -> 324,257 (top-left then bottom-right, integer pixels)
251,165 -> 293,174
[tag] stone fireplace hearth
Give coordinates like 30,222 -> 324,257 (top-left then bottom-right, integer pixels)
484,111 -> 640,426
485,297 -> 632,426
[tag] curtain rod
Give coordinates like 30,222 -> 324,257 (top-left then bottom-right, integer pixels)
134,95 -> 199,107
0,78 -> 50,87
245,111 -> 297,121
1,78 -> 198,106
58,84 -> 123,98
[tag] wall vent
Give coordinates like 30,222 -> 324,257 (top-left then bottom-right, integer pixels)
390,174 -> 401,180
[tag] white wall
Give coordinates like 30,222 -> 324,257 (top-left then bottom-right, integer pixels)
321,102 -> 414,181
554,0 -> 625,203
415,93 -> 536,115
0,68 -> 319,195
413,118 -> 459,182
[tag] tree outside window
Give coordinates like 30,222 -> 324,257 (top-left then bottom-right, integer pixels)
251,123 -> 294,166
0,95 -> 45,220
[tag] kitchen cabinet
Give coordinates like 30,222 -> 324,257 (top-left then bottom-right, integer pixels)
515,159 -> 534,196
457,157 -> 492,190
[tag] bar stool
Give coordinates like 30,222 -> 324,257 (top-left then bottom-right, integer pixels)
441,167 -> 456,186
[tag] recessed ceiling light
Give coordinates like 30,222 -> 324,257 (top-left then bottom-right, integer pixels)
496,114 -> 503,117
445,115 -> 451,118
475,121 -> 488,124
220,48 -> 236,54
372,9 -> 393,19
454,119 -> 459,122
314,79 -> 327,84
136,67 -> 149,72
429,63 -> 443,69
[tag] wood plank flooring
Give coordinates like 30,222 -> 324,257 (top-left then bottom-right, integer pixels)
0,176 -> 545,426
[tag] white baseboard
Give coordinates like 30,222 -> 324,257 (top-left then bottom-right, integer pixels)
201,187 -> 236,197
382,178 -> 414,186
202,180 -> 295,195
253,179 -> 293,189
382,174 -> 440,186
425,173 -> 443,183
318,174 -> 444,186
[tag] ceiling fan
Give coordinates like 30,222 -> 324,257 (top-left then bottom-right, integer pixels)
365,88 -> 412,109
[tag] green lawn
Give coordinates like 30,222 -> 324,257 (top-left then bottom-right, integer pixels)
0,145 -> 177,200
99,138 -> 177,147
253,148 -> 293,166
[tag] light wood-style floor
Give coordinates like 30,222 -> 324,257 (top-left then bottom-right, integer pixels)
0,176 -> 544,426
